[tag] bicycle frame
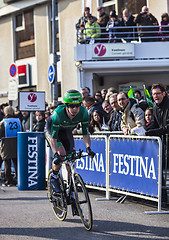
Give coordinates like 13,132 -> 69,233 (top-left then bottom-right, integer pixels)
47,150 -> 93,230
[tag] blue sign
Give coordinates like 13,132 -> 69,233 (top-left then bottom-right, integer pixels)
109,138 -> 159,197
48,64 -> 55,83
17,132 -> 46,190
75,138 -> 106,187
9,64 -> 17,77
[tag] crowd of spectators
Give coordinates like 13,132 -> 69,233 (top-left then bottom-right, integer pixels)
0,83 -> 169,203
76,5 -> 169,43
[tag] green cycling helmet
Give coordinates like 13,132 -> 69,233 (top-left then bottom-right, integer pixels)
63,90 -> 82,104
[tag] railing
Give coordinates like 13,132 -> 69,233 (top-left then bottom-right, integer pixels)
76,25 -> 169,44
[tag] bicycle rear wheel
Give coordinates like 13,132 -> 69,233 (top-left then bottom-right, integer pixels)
47,169 -> 67,221
73,173 -> 93,231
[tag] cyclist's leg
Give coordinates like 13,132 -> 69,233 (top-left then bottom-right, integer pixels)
51,143 -> 66,193
58,129 -> 78,215
45,121 -> 66,193
58,129 -> 75,180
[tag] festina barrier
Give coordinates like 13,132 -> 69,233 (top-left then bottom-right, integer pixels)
17,132 -> 46,190
74,134 -> 169,213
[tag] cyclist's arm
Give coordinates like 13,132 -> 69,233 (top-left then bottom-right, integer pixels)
81,107 -> 91,148
50,138 -> 59,155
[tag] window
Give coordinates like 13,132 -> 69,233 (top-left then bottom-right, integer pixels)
118,0 -> 147,17
15,9 -> 35,60
49,1 -> 59,53
102,0 -> 116,15
101,0 -> 147,17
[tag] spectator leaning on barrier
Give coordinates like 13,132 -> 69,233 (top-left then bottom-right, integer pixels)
89,110 -> 103,134
145,83 -> 169,160
97,6 -> 109,42
82,96 -> 106,122
121,8 -> 137,42
108,93 -> 122,131
84,15 -> 101,43
106,10 -> 122,43
144,108 -> 153,131
117,92 -> 145,135
0,106 -> 22,186
135,6 -> 159,42
145,83 -> 169,203
160,13 -> 169,41
76,7 -> 97,29
102,100 -> 112,124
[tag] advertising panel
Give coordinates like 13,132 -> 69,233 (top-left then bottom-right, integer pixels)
74,137 -> 106,187
18,91 -> 45,111
92,43 -> 134,59
17,132 -> 45,190
109,138 -> 159,197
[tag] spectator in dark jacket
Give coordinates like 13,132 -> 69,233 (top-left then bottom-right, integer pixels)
144,108 -> 153,131
0,106 -> 22,186
134,90 -> 148,111
106,10 -> 122,43
89,110 -> 103,134
135,6 -> 158,42
102,100 -> 112,124
121,8 -> 137,42
145,83 -> 169,202
82,96 -> 106,122
145,83 -> 169,159
33,111 -> 46,132
97,6 -> 109,42
160,13 -> 169,41
108,93 -> 122,131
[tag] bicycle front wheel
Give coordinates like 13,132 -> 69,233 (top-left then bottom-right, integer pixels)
47,169 -> 67,221
73,173 -> 93,231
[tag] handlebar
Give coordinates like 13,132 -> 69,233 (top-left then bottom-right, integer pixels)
63,149 -> 88,162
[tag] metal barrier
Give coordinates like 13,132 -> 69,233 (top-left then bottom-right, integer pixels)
76,25 -> 169,44
74,133 -> 169,214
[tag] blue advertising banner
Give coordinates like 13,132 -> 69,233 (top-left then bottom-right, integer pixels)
109,138 -> 159,197
74,137 -> 106,187
17,132 -> 45,190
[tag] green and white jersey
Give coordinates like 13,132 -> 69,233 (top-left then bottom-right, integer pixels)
51,104 -> 89,139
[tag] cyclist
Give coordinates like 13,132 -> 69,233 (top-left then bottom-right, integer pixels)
45,90 -> 95,197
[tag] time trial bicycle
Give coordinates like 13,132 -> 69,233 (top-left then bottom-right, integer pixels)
47,149 -> 93,231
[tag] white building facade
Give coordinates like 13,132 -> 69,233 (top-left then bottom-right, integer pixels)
0,0 -> 169,104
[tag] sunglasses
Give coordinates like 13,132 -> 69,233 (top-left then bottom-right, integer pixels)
67,103 -> 81,108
